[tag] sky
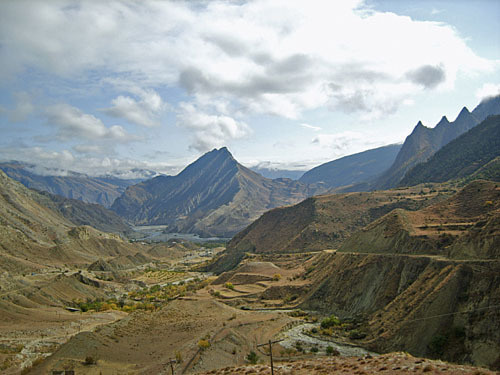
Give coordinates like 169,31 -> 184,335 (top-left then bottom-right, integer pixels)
0,0 -> 499,177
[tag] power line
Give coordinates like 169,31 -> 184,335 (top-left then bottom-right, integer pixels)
405,304 -> 500,322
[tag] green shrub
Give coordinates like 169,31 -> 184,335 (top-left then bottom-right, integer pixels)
198,339 -> 210,350
326,345 -> 339,356
246,351 -> 259,364
175,351 -> 183,363
294,342 -> 303,352
320,314 -> 341,329
453,326 -> 466,338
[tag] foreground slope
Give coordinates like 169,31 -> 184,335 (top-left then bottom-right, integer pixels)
400,115 -> 500,186
0,170 -> 139,273
112,147 -> 322,237
297,251 -> 500,369
300,144 -> 401,188
196,354 -> 498,374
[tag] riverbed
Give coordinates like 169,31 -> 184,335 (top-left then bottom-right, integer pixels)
278,323 -> 376,356
131,225 -> 230,243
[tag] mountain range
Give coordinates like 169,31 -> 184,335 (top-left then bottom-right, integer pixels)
0,161 -> 153,207
373,95 -> 500,189
400,114 -> 500,186
111,147 -> 325,237
33,190 -> 132,236
250,164 -> 305,180
1,99 -> 500,372
299,143 -> 401,188
1,95 -> 499,242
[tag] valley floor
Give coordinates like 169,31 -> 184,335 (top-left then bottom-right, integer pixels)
2,246 -> 499,374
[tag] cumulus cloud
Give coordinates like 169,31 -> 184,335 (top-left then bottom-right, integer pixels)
0,145 -> 180,177
102,88 -> 167,127
176,102 -> 250,152
0,147 -> 76,173
312,131 -> 365,150
476,83 -> 500,100
45,103 -> 135,142
309,130 -> 389,162
0,92 -> 35,122
0,0 -> 493,120
73,144 -> 109,155
406,64 -> 446,89
9,92 -> 34,122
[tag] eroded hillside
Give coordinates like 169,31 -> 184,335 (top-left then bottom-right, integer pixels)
209,183 -> 455,273
339,180 -> 500,259
0,170 -> 139,273
296,251 -> 500,369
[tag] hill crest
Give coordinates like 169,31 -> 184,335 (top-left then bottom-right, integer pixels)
112,147 -> 323,237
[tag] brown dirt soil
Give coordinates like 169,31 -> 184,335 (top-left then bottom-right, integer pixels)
209,259 -> 310,309
26,294 -> 296,374
197,352 -> 500,374
339,180 -> 500,258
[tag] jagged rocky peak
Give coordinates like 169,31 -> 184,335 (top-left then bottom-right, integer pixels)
456,106 -> 471,118
435,115 -> 450,131
203,147 -> 236,163
451,106 -> 477,131
179,146 -> 238,177
437,115 -> 450,124
410,120 -> 427,134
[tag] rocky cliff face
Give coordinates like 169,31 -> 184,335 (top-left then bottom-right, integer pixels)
300,251 -> 500,369
112,147 -> 322,237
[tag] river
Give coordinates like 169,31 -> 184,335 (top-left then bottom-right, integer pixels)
131,225 -> 230,243
278,323 -> 376,356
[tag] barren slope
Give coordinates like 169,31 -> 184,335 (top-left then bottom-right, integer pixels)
0,170 -> 139,273
339,180 -> 500,259
208,184 -> 455,273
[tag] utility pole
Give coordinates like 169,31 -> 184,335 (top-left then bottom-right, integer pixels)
257,339 -> 283,375
166,359 -> 176,375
